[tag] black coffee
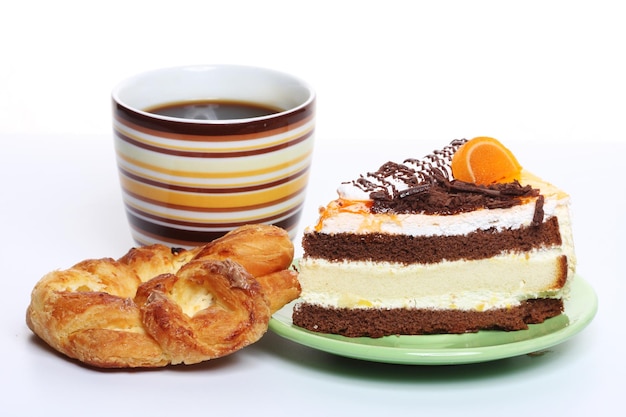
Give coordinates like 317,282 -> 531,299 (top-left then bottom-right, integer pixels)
146,100 -> 283,120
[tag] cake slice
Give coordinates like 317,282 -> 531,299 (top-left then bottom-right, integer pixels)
293,137 -> 576,337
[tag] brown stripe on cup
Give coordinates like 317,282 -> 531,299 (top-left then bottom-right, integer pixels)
126,206 -> 304,247
113,100 -> 313,138
125,201 -> 304,229
113,126 -> 314,158
113,102 -> 315,142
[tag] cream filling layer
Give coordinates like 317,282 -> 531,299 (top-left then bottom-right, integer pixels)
297,249 -> 570,311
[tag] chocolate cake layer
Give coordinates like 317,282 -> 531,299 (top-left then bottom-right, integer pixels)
293,299 -> 564,338
303,216 -> 562,264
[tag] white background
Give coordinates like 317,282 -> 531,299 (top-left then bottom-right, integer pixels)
1,1 -> 624,416
3,0 -> 624,143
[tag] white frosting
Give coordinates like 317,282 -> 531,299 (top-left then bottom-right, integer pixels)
336,183 -> 371,201
316,198 -> 567,236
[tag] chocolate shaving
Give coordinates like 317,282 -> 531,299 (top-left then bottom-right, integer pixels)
398,183 -> 431,199
532,195 -> 545,227
369,190 -> 391,201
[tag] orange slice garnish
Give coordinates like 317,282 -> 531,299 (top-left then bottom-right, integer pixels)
451,137 -> 522,185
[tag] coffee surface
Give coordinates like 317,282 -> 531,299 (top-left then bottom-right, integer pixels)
146,100 -> 282,120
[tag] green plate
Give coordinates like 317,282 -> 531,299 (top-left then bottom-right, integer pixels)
268,275 -> 597,365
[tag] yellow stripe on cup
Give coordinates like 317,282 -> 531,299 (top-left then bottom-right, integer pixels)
119,172 -> 310,210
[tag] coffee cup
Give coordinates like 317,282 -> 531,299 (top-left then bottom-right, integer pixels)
112,65 -> 315,247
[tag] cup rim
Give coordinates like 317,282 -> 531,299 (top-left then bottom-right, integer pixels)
111,64 -> 315,125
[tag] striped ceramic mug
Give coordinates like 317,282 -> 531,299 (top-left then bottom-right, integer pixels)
112,65 -> 315,247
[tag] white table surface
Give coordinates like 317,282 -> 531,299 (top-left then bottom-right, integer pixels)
1,133 -> 622,416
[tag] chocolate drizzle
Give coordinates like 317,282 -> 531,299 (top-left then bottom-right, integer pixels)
348,139 -> 542,216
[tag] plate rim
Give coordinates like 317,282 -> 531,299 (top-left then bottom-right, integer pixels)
268,274 -> 598,365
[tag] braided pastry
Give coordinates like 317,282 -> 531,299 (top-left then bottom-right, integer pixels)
26,225 -> 300,368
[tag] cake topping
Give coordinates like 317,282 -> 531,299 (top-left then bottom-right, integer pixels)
451,136 -> 522,185
338,138 -> 539,215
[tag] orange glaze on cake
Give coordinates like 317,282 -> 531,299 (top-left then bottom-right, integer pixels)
314,199 -> 372,232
